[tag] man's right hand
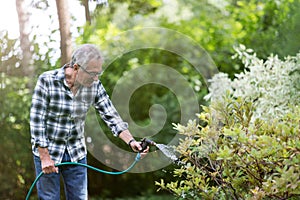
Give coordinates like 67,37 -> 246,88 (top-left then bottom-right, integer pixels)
38,147 -> 59,174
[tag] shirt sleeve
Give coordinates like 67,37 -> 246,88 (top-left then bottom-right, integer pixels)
94,82 -> 128,136
30,75 -> 49,148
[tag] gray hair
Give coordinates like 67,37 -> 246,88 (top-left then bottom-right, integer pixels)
71,44 -> 104,69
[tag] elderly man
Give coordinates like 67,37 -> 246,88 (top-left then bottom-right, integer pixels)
30,44 -> 146,199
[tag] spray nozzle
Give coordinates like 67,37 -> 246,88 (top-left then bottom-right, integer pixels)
140,138 -> 156,152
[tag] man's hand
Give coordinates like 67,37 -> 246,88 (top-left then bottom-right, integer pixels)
38,147 -> 59,174
129,140 -> 149,159
128,140 -> 142,152
41,157 -> 58,174
119,130 -> 149,159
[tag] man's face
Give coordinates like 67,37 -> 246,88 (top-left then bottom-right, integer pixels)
76,59 -> 102,87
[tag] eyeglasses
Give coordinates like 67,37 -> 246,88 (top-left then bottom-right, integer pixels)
78,64 -> 102,77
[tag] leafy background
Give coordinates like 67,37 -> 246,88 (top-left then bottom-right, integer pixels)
0,0 -> 299,199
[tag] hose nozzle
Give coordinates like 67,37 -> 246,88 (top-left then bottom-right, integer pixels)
140,138 -> 156,152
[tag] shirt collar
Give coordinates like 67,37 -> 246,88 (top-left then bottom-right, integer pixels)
55,65 -> 67,83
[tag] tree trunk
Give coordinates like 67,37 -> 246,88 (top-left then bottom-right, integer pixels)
83,0 -> 91,24
55,0 -> 72,65
16,0 -> 33,77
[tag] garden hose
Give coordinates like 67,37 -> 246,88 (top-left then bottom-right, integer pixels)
25,153 -> 141,200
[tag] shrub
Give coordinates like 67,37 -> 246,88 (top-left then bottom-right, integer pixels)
204,44 -> 300,121
156,98 -> 300,199
156,48 -> 300,199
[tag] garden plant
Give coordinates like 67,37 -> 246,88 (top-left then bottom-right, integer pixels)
156,47 -> 300,199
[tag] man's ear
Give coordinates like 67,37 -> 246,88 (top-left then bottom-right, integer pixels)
73,63 -> 79,71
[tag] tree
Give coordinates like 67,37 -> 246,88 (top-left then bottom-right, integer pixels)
82,0 -> 92,24
16,0 -> 34,79
81,0 -> 109,25
55,0 -> 72,65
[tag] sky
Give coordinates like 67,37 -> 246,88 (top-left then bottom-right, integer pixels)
0,0 -> 20,39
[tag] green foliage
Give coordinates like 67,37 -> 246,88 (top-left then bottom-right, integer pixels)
156,99 -> 300,199
156,47 -> 300,199
0,30 -> 55,199
0,75 -> 33,199
75,0 -> 300,198
0,31 -> 22,76
79,0 -> 300,80
226,0 -> 300,60
1,0 -> 300,198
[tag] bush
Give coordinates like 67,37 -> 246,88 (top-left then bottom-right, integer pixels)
156,48 -> 300,199
156,98 -> 300,199
204,44 -> 300,122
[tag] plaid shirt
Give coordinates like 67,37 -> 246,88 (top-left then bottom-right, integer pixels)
30,67 -> 128,163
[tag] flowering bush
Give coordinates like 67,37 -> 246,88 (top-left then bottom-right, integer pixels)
204,45 -> 300,121
156,48 -> 300,199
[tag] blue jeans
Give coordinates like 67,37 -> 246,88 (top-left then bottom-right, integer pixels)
33,150 -> 88,200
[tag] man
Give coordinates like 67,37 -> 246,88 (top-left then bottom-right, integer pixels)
30,44 -> 147,199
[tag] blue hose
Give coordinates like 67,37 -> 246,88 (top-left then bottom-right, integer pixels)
25,153 -> 141,200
